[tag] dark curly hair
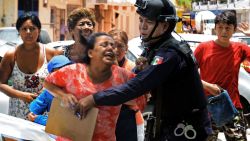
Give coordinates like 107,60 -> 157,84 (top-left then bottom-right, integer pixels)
67,8 -> 96,32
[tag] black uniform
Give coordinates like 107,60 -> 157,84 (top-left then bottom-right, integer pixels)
94,34 -> 212,141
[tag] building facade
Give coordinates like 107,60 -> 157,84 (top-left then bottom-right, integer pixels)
86,0 -> 140,39
0,0 -> 83,41
0,0 -> 183,41
192,0 -> 250,26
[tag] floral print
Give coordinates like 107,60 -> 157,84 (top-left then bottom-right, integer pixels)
24,75 -> 40,88
9,44 -> 48,119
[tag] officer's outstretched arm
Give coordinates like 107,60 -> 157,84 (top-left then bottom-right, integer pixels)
94,54 -> 179,106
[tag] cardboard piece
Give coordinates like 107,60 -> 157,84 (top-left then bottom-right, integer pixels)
45,98 -> 98,141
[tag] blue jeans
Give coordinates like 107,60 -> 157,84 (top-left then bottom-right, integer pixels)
207,90 -> 238,127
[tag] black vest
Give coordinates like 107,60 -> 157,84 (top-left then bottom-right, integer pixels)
144,36 -> 207,122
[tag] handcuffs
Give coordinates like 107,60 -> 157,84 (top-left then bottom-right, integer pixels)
173,121 -> 197,139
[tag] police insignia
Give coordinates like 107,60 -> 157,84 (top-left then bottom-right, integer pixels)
151,56 -> 164,65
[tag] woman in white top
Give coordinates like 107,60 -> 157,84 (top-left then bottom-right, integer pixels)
0,13 -> 61,119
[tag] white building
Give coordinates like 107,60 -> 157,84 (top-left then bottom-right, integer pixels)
192,0 -> 250,25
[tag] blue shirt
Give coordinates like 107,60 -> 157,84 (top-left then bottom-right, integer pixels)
29,89 -> 54,126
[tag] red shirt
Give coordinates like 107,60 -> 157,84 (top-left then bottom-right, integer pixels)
194,40 -> 250,109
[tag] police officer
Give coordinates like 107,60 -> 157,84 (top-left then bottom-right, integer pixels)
74,0 -> 212,140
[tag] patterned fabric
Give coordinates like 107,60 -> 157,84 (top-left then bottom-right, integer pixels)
46,64 -> 135,141
9,44 -> 48,119
207,110 -> 247,141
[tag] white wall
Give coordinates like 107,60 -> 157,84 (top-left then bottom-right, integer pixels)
0,0 -> 17,27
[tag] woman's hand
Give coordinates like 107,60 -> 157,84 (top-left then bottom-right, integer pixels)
20,92 -> 38,103
74,95 -> 95,119
60,94 -> 78,108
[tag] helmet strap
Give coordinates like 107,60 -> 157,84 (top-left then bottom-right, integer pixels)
141,21 -> 165,42
142,21 -> 159,42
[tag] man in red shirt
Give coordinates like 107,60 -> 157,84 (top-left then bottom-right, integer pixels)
194,10 -> 250,141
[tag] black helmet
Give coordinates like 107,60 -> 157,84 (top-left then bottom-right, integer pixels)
135,0 -> 179,22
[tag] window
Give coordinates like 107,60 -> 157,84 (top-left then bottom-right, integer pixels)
18,0 -> 38,17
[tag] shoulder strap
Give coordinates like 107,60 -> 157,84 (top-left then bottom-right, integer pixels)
13,45 -> 18,62
42,44 -> 47,63
10,46 -> 18,70
159,38 -> 198,67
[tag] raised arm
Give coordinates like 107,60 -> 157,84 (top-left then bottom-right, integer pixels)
238,22 -> 250,37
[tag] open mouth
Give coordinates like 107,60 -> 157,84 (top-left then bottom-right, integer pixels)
81,30 -> 92,37
104,52 -> 115,59
221,35 -> 229,38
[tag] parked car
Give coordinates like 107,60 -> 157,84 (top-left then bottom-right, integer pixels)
232,33 -> 250,45
0,27 -> 51,59
126,33 -> 217,60
128,33 -> 250,125
0,113 -> 55,141
127,36 -> 143,62
46,40 -> 74,50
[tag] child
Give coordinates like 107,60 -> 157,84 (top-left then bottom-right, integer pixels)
27,55 -> 72,126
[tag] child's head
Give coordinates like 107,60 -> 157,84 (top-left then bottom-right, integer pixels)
215,10 -> 237,30
47,55 -> 72,73
214,10 -> 237,44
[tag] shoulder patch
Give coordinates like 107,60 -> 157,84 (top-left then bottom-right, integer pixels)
151,56 -> 164,65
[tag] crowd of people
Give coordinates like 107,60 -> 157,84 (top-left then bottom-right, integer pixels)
0,0 -> 250,141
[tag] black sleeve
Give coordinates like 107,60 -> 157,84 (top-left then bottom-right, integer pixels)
94,52 -> 180,106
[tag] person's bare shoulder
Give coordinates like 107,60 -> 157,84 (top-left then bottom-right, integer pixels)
45,45 -> 64,61
0,48 -> 15,82
2,48 -> 15,63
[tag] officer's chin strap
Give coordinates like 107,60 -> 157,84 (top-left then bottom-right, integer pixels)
141,21 -> 163,43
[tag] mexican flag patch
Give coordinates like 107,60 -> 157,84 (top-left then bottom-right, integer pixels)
151,56 -> 164,65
